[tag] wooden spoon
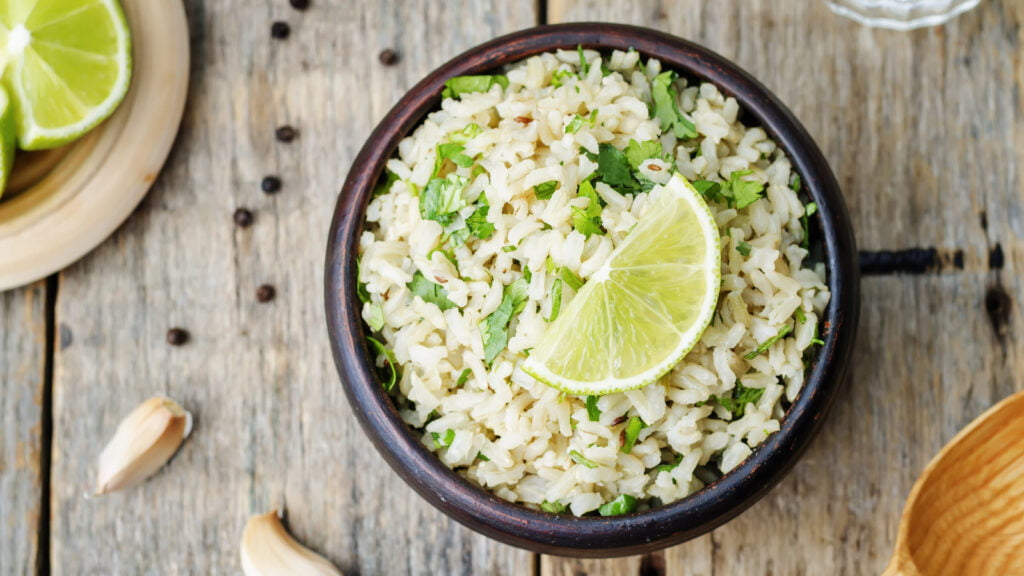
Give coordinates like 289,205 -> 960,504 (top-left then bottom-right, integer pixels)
885,391 -> 1024,575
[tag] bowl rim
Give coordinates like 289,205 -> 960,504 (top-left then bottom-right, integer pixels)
325,22 -> 860,558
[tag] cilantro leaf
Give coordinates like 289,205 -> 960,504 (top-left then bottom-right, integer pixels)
790,172 -> 802,192
366,336 -> 398,392
571,179 -> 604,237
560,267 -> 584,292
533,180 -> 559,200
407,271 -> 457,311
431,428 -> 456,449
365,303 -> 384,331
692,180 -> 722,202
743,324 -> 793,360
598,494 -> 637,516
736,241 -> 752,257
726,170 -> 764,209
585,395 -> 601,421
455,368 -> 471,387
480,278 -> 530,365
655,454 -> 682,472
476,451 -> 490,461
794,307 -> 807,325
569,450 -> 597,468
449,123 -> 482,145
374,169 -> 399,196
623,139 -> 663,171
714,381 -> 766,418
434,143 -> 474,176
595,143 -> 639,192
465,195 -> 495,240
801,202 -> 818,248
621,416 -> 646,454
540,500 -> 567,514
565,109 -> 598,134
420,174 -> 468,225
441,75 -> 509,99
551,69 -> 577,88
577,45 -> 590,76
651,71 -> 697,139
546,278 -> 563,322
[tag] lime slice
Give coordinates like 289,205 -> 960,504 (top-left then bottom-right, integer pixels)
0,0 -> 132,150
523,173 -> 721,396
0,86 -> 14,197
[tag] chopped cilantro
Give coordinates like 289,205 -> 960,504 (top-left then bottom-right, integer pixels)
501,245 -> 517,253
585,396 -> 601,421
434,142 -> 474,176
407,271 -> 457,311
651,71 -> 697,139
577,45 -> 589,75
802,202 -> 818,248
621,416 -> 646,454
366,336 -> 397,392
431,428 -> 456,449
551,68 -> 578,88
565,109 -> 598,134
441,75 -> 508,99
455,368 -> 471,387
595,143 -> 639,192
420,174 -> 468,225
571,179 -> 604,237
476,451 -> 490,462
569,450 -> 597,468
533,180 -> 559,199
790,172 -> 802,192
540,500 -> 566,514
811,322 -> 825,346
356,257 -> 371,303
598,494 -> 637,516
374,169 -> 399,196
736,241 -> 752,257
365,303 -> 384,331
465,195 -> 495,240
726,170 -> 764,209
546,278 -> 563,322
744,324 -> 793,360
560,267 -> 584,291
623,139 -> 663,171
714,381 -> 766,418
655,454 -> 682,472
480,278 -> 530,365
449,123 -> 482,145
692,180 -> 722,202
794,307 -> 807,324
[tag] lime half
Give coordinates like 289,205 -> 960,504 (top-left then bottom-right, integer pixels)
0,86 -> 14,197
523,173 -> 721,396
0,0 -> 132,150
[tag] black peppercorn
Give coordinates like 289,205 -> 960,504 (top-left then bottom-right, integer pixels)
260,176 -> 282,194
289,0 -> 310,10
233,208 -> 254,227
166,328 -> 189,346
270,21 -> 290,39
275,125 -> 298,143
378,49 -> 399,66
256,284 -> 276,303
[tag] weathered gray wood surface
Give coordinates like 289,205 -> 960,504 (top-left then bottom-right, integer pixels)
0,282 -> 45,575
2,0 -> 1023,574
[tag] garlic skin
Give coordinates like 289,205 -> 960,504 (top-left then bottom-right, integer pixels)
241,511 -> 343,576
95,396 -> 192,495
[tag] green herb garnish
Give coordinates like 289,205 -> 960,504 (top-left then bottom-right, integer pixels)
714,381 -> 766,418
407,271 -> 457,311
366,336 -> 398,392
456,368 -> 471,387
623,139 -> 663,171
794,307 -> 807,324
365,303 -> 384,331
651,71 -> 697,139
420,174 -> 467,225
801,202 -> 818,248
692,180 -> 722,202
480,278 -> 530,365
736,241 -> 752,257
726,170 -> 764,209
790,173 -> 802,192
476,451 -> 490,462
551,68 -> 577,88
744,324 -> 793,360
595,143 -> 639,192
546,278 -> 563,322
621,416 -> 646,454
569,450 -> 598,468
434,142 -> 474,176
465,194 -> 495,240
374,169 -> 399,196
449,123 -> 482,144
577,45 -> 589,75
533,180 -> 559,199
540,500 -> 566,514
598,494 -> 637,516
565,109 -> 598,134
560,267 -> 584,292
441,75 -> 509,99
585,395 -> 601,421
431,428 -> 456,449
655,454 -> 682,472
571,179 -> 604,237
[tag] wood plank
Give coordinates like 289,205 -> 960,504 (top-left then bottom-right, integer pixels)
49,1 -> 537,574
0,281 -> 47,575
546,0 -> 1024,574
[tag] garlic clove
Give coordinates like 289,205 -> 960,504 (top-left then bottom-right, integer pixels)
95,396 -> 191,495
241,510 -> 343,576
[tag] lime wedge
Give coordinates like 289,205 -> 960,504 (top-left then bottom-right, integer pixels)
0,86 -> 14,197
523,173 -> 721,396
0,0 -> 132,150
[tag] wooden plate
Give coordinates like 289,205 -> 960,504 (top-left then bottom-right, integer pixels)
0,0 -> 190,291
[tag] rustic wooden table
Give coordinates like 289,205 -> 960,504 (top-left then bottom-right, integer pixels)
2,0 -> 1021,574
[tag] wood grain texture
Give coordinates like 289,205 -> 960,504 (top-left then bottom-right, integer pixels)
48,1 -> 536,574
0,282 -> 46,575
545,0 -> 1024,574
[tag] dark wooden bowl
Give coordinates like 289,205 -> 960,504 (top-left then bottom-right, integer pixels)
325,23 -> 859,557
